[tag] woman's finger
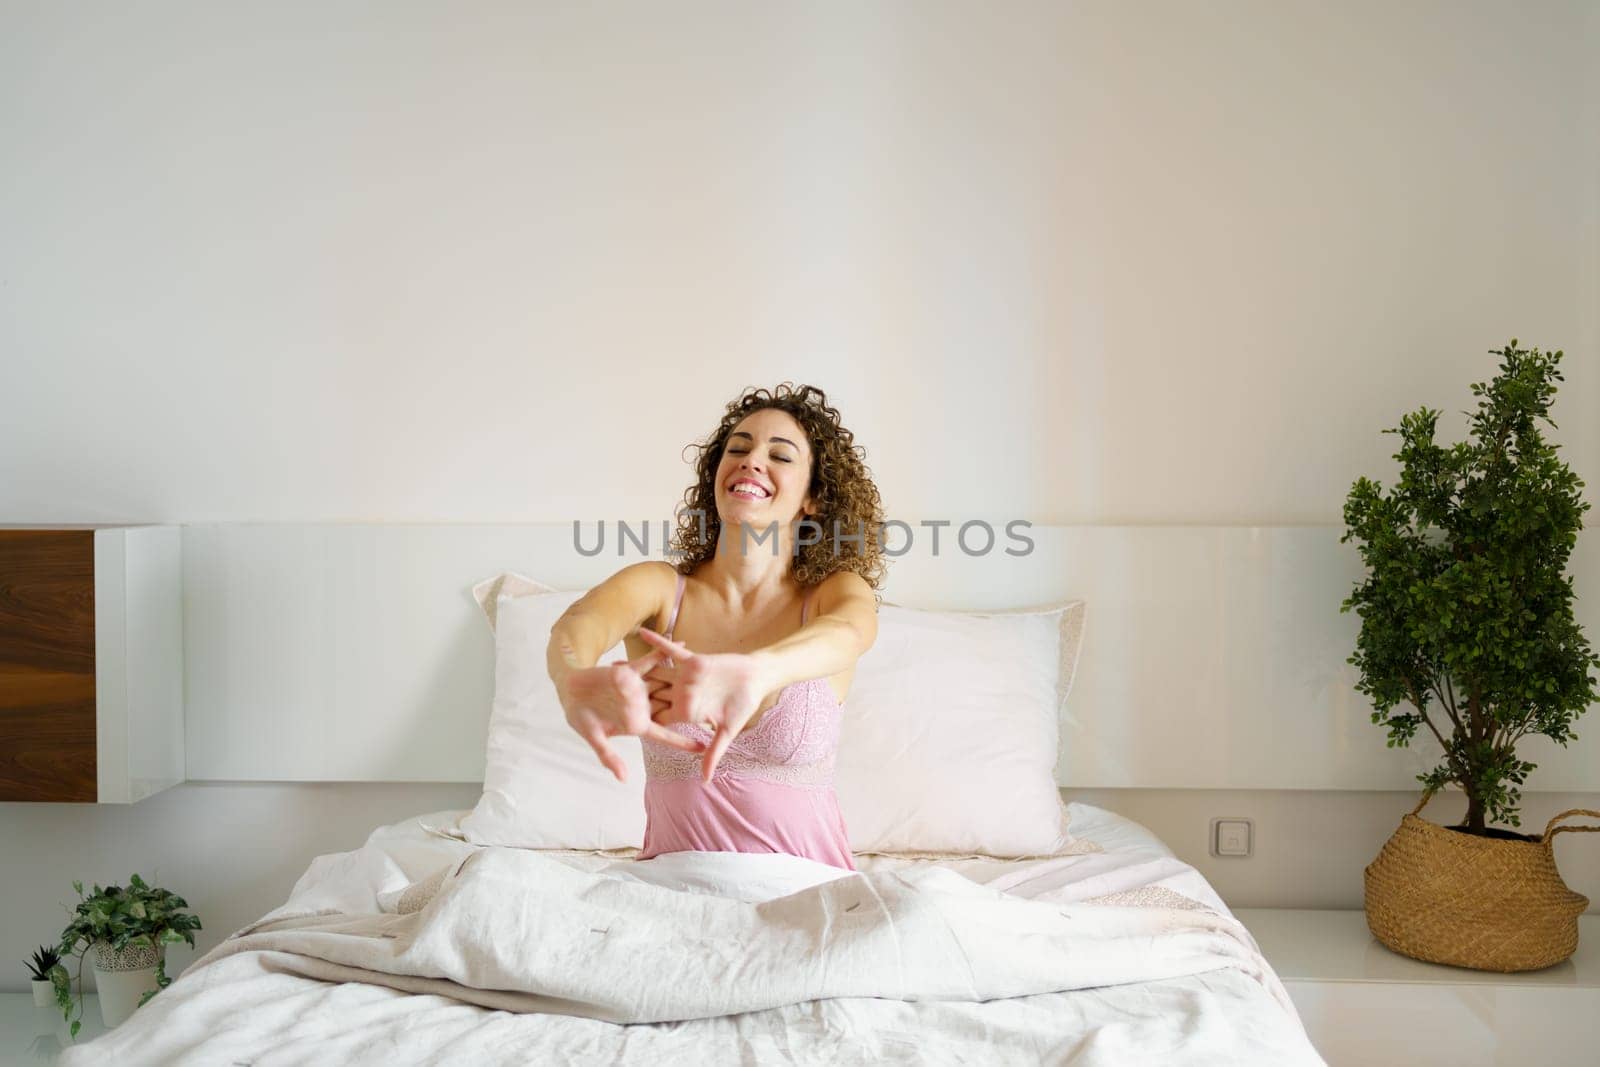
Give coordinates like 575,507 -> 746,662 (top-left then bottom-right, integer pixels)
644,722 -> 708,753
580,726 -> 628,784
701,726 -> 736,784
642,664 -> 678,684
651,680 -> 698,723
622,648 -> 666,675
650,697 -> 693,725
636,626 -> 693,660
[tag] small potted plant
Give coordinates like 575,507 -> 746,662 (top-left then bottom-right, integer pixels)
54,874 -> 202,1035
25,946 -> 60,1007
1342,340 -> 1600,972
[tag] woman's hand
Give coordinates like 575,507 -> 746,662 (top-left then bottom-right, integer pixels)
558,648 -> 707,783
635,626 -> 771,783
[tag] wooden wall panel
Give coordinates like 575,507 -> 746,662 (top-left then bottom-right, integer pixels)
0,530 -> 97,801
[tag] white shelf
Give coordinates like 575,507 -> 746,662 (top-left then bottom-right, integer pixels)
1234,909 -> 1600,1067
1235,908 -> 1600,987
94,526 -> 185,803
0,993 -> 107,1064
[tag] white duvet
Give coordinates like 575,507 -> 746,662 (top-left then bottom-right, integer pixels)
60,806 -> 1327,1065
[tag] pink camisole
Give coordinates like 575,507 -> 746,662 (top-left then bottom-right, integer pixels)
638,573 -> 856,871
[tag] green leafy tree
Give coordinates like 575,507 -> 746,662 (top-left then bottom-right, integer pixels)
1341,341 -> 1598,833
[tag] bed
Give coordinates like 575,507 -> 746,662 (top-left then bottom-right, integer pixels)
57,801 -> 1325,1065
56,569 -> 1327,1064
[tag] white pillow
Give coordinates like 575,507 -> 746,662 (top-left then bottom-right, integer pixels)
461,570 -> 1087,858
457,575 -> 644,850
836,601 -> 1086,857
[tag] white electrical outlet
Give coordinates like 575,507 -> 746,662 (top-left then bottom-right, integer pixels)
1210,817 -> 1252,857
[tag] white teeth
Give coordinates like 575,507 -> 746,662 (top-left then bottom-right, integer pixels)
731,483 -> 769,499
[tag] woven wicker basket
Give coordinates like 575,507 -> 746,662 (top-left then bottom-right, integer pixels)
1364,789 -> 1599,972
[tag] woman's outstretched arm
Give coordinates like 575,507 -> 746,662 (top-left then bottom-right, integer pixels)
547,561 -> 669,695
549,561 -> 706,780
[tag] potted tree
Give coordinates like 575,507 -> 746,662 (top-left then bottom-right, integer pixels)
1341,340 -> 1600,972
51,874 -> 202,1035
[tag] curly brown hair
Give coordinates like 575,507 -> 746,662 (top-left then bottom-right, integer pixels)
668,383 -> 889,593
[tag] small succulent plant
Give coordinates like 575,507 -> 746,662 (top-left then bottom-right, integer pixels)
26,945 -> 61,981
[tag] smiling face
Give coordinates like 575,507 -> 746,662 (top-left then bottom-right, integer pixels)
714,407 -> 816,527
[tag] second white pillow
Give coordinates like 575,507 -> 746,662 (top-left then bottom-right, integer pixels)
834,602 -> 1083,857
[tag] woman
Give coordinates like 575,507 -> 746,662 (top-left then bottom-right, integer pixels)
547,383 -> 887,871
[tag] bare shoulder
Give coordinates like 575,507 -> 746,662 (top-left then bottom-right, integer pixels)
812,571 -> 879,656
813,570 -> 876,614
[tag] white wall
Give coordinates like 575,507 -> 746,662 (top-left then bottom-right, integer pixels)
3,0 -> 1599,990
3,0 -> 1595,524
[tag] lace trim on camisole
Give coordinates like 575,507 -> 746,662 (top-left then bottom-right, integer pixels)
641,677 -> 842,788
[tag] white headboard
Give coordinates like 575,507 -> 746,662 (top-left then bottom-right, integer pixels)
180,523 -> 1600,791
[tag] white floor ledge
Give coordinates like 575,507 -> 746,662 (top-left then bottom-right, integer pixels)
1233,908 -> 1600,986
1234,909 -> 1600,1066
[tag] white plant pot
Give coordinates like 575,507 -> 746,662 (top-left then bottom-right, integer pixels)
31,980 -> 53,1007
92,943 -> 162,1028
